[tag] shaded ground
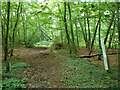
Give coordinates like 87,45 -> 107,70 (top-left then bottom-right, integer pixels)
77,48 -> 118,67
13,46 -> 66,88
12,46 -> 118,88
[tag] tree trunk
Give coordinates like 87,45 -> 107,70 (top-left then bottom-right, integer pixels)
99,1 -> 101,49
22,5 -> 27,45
10,3 -> 20,56
107,23 -> 116,51
0,5 -> 4,47
98,1 -> 102,60
104,11 -> 115,45
58,3 -> 63,43
68,2 -> 77,54
98,17 -> 102,60
79,21 -> 87,48
89,19 -> 100,55
84,12 -> 88,48
2,15 -> 6,48
86,12 -> 91,50
75,19 -> 79,49
9,10 -> 13,57
4,1 -> 10,61
117,2 -> 120,85
64,2 -> 71,54
5,1 -> 10,72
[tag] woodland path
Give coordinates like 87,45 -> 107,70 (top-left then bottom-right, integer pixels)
13,46 -> 66,88
12,46 -> 118,88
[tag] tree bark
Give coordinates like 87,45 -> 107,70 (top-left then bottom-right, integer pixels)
104,11 -> 115,45
68,2 -> 77,54
84,12 -> 88,48
64,2 -> 71,54
99,1 -> 101,49
10,2 -> 20,56
0,5 -> 4,47
75,19 -> 79,49
107,23 -> 116,51
58,3 -> 63,43
4,1 -> 10,61
21,4 -> 27,46
89,19 -> 100,55
79,21 -> 87,48
5,1 -> 11,72
86,12 -> 91,50
117,2 -> 120,85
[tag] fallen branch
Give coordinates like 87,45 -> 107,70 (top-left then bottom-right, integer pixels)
40,29 -> 52,40
76,52 -> 118,58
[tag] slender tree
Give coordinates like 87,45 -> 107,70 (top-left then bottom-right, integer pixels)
79,20 -> 87,48
68,2 -> 77,54
116,1 -> 120,87
0,3 -> 4,48
64,2 -> 71,54
10,2 -> 20,56
86,10 -> 91,50
4,1 -> 10,61
58,3 -> 63,43
21,3 -> 27,46
99,1 -> 101,49
107,23 -> 116,51
104,11 -> 115,45
89,19 -> 100,55
75,19 -> 79,49
84,12 -> 88,48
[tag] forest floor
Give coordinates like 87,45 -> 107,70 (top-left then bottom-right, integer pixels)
12,46 -> 118,88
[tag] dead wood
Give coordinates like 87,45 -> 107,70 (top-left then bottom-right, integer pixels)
76,52 -> 118,58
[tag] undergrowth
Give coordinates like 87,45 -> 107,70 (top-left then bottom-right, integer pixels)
2,57 -> 30,89
60,56 -> 119,88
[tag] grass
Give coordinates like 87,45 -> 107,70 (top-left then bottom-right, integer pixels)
60,56 -> 118,88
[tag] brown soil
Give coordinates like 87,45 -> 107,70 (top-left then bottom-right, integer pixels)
78,48 -> 118,67
13,46 -> 66,88
12,46 -> 118,88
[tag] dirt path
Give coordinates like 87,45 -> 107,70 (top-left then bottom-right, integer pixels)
13,46 -> 66,88
12,46 -> 118,88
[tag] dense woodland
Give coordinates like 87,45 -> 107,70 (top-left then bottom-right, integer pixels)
1,1 -> 120,88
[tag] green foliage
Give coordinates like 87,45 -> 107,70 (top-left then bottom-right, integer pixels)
10,57 -> 23,61
2,2 -> 118,49
60,56 -> 118,88
12,62 -> 29,69
2,78 -> 27,89
2,57 -> 29,89
34,41 -> 53,47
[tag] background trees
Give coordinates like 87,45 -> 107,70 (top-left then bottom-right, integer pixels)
1,1 -> 119,88
1,1 -> 119,61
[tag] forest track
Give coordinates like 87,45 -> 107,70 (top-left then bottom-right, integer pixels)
13,46 -> 66,88
13,46 -> 118,88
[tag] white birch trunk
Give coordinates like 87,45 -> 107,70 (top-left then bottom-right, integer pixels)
101,37 -> 109,70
